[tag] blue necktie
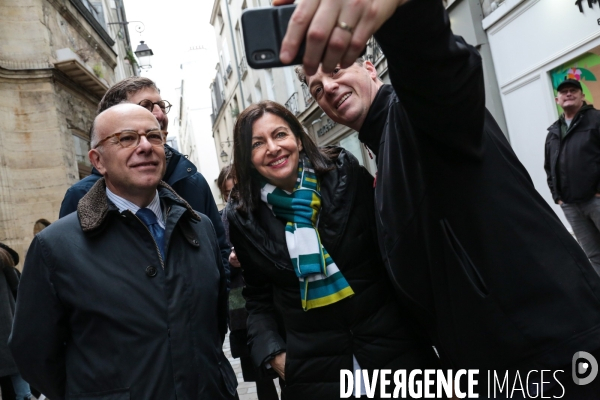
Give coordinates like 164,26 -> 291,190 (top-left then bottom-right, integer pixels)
136,208 -> 166,262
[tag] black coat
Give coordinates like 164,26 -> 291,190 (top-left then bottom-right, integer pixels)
227,149 -> 440,400
364,0 -> 600,372
0,265 -> 17,377
10,179 -> 237,400
545,104 -> 600,204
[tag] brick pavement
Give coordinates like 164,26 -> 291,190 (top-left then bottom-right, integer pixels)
223,331 -> 281,400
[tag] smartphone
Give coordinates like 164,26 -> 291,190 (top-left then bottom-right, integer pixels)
241,4 -> 305,69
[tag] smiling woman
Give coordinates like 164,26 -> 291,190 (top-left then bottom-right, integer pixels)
226,101 -> 441,400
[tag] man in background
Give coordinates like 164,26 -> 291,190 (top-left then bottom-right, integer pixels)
545,78 -> 600,275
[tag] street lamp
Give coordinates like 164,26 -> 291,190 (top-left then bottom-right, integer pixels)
220,150 -> 229,164
135,41 -> 154,70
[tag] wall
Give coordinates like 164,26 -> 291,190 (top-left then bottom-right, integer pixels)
448,0 -> 508,136
0,0 -> 129,264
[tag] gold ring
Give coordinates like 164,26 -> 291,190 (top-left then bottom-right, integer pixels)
337,21 -> 354,34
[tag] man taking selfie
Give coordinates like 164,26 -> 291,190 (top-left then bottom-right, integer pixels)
277,0 -> 600,396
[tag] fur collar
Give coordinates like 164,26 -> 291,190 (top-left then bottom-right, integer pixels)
77,177 -> 200,232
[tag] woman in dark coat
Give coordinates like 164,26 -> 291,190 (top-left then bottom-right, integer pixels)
0,243 -> 31,400
226,101 -> 440,400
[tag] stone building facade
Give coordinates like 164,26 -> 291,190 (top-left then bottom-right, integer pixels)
0,0 -> 136,265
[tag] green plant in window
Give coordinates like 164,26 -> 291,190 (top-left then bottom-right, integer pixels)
92,64 -> 103,78
125,49 -> 137,67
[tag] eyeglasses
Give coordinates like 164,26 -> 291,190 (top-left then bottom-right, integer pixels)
94,130 -> 167,149
138,99 -> 172,114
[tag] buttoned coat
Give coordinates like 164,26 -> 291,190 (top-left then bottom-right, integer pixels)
10,179 -> 237,400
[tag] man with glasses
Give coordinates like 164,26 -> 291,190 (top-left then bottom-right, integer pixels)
10,104 -> 238,400
59,77 -> 231,274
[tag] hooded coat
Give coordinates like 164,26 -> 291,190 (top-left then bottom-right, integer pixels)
227,149 -> 440,400
10,179 -> 237,400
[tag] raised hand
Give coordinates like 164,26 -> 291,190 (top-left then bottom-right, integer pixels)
273,0 -> 408,75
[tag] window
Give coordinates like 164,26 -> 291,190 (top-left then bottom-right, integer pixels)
266,69 -> 275,100
84,0 -> 107,29
283,66 -> 295,98
254,80 -> 262,102
70,121 -> 92,179
221,38 -> 231,76
217,9 -> 224,34
235,22 -> 245,60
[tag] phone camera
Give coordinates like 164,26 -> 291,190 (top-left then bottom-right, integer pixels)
253,51 -> 275,62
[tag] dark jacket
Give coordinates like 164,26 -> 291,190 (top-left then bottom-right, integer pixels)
545,104 -> 600,204
59,145 -> 231,271
227,149 -> 440,400
363,0 -> 600,372
10,179 -> 237,400
0,264 -> 18,377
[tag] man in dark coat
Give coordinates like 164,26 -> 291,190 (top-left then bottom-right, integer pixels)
0,243 -> 31,400
280,0 -> 600,397
10,104 -> 237,400
545,78 -> 600,275
59,76 -> 231,272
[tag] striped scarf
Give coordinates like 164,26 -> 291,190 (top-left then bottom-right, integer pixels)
260,157 -> 354,311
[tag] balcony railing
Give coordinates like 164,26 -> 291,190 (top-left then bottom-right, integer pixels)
285,92 -> 300,115
239,56 -> 248,79
301,84 -> 314,107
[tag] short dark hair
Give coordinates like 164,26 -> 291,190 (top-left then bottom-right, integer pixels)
217,165 -> 234,199
96,76 -> 159,114
294,57 -> 365,86
231,101 -> 333,214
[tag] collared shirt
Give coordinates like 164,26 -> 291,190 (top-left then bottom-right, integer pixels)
106,187 -> 165,229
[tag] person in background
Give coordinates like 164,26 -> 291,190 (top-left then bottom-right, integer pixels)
59,76 -> 230,273
0,243 -> 31,400
218,165 -> 282,400
227,101 -> 440,399
545,78 -> 600,275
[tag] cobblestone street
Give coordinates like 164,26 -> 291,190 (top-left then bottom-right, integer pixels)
223,332 -> 281,400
